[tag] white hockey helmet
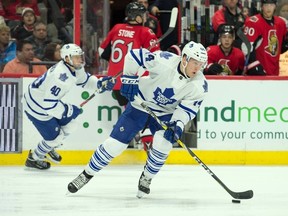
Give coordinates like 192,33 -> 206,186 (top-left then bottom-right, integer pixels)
182,41 -> 207,63
60,43 -> 85,69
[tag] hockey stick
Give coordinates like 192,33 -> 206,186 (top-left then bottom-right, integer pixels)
236,28 -> 251,75
204,0 -> 210,46
134,96 -> 254,200
148,7 -> 178,50
190,0 -> 196,42
79,70 -> 123,107
196,0 -> 201,43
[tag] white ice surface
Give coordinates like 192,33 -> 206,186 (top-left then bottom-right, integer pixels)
0,165 -> 287,216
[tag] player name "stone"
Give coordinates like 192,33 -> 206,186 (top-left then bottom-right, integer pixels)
118,30 -> 135,38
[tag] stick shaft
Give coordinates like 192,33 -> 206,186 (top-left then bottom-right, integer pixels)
80,70 -> 123,107
134,96 -> 253,200
236,28 -> 251,74
148,7 -> 178,50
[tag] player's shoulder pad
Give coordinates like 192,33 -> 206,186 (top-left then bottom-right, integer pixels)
276,16 -> 287,26
206,45 -> 218,52
148,28 -> 156,35
141,26 -> 156,36
248,15 -> 259,23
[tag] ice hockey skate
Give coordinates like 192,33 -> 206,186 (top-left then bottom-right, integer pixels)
137,172 -> 152,198
67,171 -> 93,193
25,150 -> 51,170
47,148 -> 62,163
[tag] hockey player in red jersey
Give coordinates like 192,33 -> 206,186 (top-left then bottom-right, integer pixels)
98,2 -> 160,106
205,24 -> 245,75
242,0 -> 288,76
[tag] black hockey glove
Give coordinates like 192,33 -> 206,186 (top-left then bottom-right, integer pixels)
246,63 -> 266,76
206,63 -> 223,75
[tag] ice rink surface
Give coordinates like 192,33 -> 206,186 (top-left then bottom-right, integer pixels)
0,164 -> 287,216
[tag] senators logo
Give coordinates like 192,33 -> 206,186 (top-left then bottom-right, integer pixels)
218,59 -> 232,75
265,30 -> 278,57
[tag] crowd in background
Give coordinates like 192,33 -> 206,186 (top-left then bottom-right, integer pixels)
0,0 -> 287,76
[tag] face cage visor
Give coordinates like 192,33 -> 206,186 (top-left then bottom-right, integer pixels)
69,53 -> 85,70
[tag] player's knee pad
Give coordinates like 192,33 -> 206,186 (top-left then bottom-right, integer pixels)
152,130 -> 173,155
61,119 -> 78,136
44,129 -> 65,148
102,137 -> 128,157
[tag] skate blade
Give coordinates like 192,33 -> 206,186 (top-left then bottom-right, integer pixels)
136,191 -> 146,199
46,156 -> 61,164
24,166 -> 50,171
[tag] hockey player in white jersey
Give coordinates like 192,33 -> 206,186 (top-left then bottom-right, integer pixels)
23,43 -> 115,170
67,41 -> 208,198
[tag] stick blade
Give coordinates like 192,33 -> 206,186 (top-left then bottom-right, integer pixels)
169,7 -> 178,28
156,7 -> 178,44
231,190 -> 254,199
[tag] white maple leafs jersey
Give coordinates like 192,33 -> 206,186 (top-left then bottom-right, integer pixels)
23,61 -> 99,121
124,48 -> 208,127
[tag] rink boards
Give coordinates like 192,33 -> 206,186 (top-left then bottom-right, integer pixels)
1,76 -> 288,165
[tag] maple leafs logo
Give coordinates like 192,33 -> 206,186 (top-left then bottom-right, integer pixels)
59,73 -> 68,82
159,51 -> 173,59
153,87 -> 176,105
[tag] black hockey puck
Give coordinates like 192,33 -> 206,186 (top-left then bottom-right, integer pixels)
232,199 -> 241,203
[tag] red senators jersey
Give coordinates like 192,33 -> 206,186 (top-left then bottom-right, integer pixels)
206,45 -> 245,75
99,24 -> 159,90
243,14 -> 287,75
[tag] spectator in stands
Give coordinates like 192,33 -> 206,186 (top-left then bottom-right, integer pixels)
212,0 -> 245,48
0,24 -> 16,72
11,7 -> 36,41
2,39 -> 46,75
26,21 -> 53,60
205,24 -> 245,75
2,0 -> 41,28
43,0 -> 63,43
134,0 -> 162,38
42,41 -> 62,69
242,0 -> 287,76
150,0 -> 179,50
277,3 -> 288,20
276,2 -> 288,76
64,3 -> 94,45
242,6 -> 250,19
